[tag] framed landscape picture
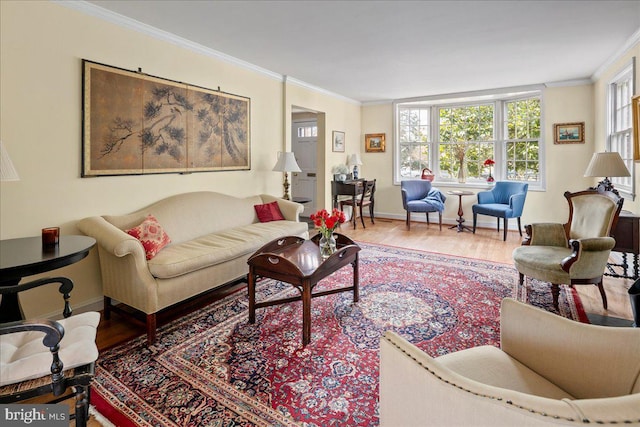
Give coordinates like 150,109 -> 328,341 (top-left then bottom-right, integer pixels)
365,133 -> 386,152
332,131 -> 345,152
553,122 -> 584,144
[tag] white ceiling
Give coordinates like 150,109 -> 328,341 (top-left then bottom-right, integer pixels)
84,0 -> 640,103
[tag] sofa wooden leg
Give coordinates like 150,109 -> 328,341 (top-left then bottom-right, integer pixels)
146,313 -> 157,344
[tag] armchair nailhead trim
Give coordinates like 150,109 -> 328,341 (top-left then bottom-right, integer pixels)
382,336 -> 640,425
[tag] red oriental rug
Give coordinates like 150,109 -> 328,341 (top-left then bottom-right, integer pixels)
91,243 -> 587,427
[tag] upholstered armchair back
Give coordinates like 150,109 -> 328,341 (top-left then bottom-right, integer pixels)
490,182 -> 528,207
400,180 -> 432,207
568,192 -> 621,240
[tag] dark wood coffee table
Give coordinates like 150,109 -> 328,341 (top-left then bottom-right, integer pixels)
247,233 -> 360,346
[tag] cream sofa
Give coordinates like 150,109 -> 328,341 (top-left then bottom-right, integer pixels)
78,191 -> 309,344
380,298 -> 640,426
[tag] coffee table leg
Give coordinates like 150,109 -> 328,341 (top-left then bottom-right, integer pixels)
302,280 -> 311,346
248,269 -> 256,324
353,255 -> 359,303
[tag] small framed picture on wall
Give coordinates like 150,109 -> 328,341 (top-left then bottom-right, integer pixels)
365,133 -> 386,152
332,131 -> 345,152
553,122 -> 584,144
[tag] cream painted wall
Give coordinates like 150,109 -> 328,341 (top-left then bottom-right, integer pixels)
0,1 -> 360,317
594,42 -> 640,215
361,83 -> 599,228
284,83 -> 361,209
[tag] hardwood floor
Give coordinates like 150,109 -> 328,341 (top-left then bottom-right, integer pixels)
76,218 -> 635,425
93,217 -> 635,349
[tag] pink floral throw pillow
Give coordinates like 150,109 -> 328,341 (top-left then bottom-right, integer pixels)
125,214 -> 171,260
254,201 -> 285,222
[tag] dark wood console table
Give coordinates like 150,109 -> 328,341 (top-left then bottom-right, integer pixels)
607,210 -> 639,280
0,235 -> 96,322
332,179 -> 365,228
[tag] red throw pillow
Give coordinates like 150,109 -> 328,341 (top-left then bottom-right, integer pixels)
125,214 -> 171,260
254,201 -> 285,223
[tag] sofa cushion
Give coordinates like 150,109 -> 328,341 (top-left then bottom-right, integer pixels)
148,220 -> 308,279
254,201 -> 285,222
436,345 -> 574,400
125,214 -> 171,260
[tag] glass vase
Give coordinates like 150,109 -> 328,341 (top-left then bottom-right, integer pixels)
457,162 -> 466,183
319,233 -> 337,259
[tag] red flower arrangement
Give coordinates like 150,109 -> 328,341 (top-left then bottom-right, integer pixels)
310,208 -> 346,239
483,159 -> 495,182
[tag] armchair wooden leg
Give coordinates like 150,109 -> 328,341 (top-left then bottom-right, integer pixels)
438,212 -> 442,231
595,280 -> 608,309
517,217 -> 523,236
103,296 -> 111,320
551,284 -> 560,310
426,212 -> 430,225
503,218 -> 508,241
473,213 -> 477,234
74,384 -> 90,427
406,211 -> 411,230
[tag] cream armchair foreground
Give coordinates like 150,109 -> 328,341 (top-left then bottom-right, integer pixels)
380,298 -> 640,426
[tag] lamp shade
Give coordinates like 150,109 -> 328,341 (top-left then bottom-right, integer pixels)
0,141 -> 20,181
347,153 -> 362,166
584,152 -> 630,178
272,151 -> 301,172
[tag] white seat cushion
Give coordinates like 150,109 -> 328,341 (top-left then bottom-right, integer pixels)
0,312 -> 100,386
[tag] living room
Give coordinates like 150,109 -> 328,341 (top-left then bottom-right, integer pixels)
1,0 -> 638,321
1,1 -> 639,425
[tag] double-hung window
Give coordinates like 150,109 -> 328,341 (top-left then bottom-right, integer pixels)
607,60 -> 635,198
394,87 -> 543,188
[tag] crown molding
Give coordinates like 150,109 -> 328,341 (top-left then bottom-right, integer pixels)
55,1 -> 282,81
592,27 -> 640,80
284,76 -> 361,106
544,78 -> 594,88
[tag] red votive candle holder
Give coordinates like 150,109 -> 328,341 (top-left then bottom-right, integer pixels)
42,227 -> 60,248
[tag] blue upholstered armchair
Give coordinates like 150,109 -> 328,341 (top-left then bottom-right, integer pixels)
400,180 -> 446,231
472,182 -> 528,241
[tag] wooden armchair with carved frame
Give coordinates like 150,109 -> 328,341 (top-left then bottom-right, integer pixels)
512,189 -> 623,310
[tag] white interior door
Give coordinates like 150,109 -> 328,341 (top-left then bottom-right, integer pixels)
291,119 -> 317,217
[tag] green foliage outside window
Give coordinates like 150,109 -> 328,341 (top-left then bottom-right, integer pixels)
397,94 -> 541,182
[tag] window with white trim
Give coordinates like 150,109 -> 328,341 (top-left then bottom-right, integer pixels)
607,59 -> 635,198
395,88 -> 543,187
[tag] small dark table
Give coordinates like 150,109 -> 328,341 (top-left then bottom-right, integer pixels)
247,233 -> 360,346
607,210 -> 639,280
0,235 -> 96,322
447,190 -> 475,233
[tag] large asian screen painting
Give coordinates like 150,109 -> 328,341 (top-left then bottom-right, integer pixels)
82,60 -> 250,176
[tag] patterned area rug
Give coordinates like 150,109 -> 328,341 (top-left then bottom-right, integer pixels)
91,243 -> 587,427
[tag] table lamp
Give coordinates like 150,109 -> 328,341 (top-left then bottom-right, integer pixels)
0,141 -> 20,181
347,153 -> 362,179
272,151 -> 301,200
584,151 -> 630,195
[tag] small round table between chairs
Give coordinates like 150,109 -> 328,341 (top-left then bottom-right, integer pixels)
447,190 -> 475,233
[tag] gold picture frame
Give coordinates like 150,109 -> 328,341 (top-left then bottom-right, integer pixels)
365,133 -> 386,152
553,122 -> 584,144
633,95 -> 640,161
